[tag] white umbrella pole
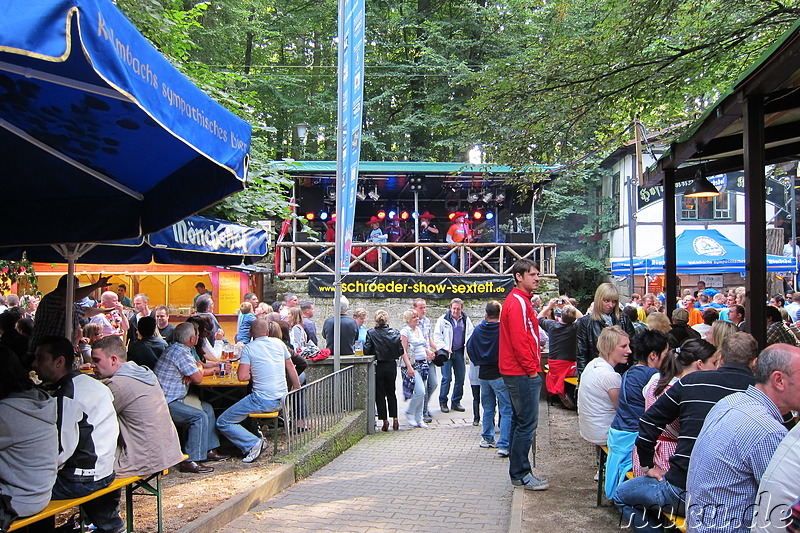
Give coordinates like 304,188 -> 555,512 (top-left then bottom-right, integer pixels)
65,253 -> 76,343
53,243 -> 96,344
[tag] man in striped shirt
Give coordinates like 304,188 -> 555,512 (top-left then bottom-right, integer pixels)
615,332 -> 759,531
685,344 -> 800,532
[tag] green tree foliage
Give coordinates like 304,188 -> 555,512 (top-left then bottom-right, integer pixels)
116,0 -> 295,226
535,163 -> 617,301
465,0 -> 800,166
362,0 -> 531,161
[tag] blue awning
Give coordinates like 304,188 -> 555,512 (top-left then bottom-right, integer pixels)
0,216 -> 268,266
611,229 -> 796,275
0,0 -> 251,246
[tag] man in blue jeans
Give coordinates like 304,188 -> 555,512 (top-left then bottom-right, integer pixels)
499,259 -> 549,490
154,322 -> 230,474
614,332 -> 758,531
467,300 -> 515,457
433,298 -> 474,412
216,319 -> 301,462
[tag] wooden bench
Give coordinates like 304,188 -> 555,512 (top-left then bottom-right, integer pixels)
9,457 -> 186,533
663,512 -> 686,532
596,445 -> 609,506
248,411 -> 282,456
9,476 -> 141,532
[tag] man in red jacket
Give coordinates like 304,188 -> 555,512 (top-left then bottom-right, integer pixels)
499,258 -> 549,491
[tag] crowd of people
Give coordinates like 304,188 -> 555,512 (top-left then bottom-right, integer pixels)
570,280 -> 800,532
0,277 -> 311,530
358,258 -> 551,491
7,265 -> 800,531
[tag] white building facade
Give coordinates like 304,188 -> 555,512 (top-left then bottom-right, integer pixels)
602,145 -> 794,296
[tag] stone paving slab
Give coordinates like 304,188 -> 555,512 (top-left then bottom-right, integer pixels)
219,419 -> 513,533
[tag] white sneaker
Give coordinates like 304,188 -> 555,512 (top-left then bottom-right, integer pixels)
406,416 -> 419,427
242,438 -> 266,463
479,439 -> 497,448
520,474 -> 549,491
418,421 -> 429,429
593,470 -> 600,482
497,449 -> 509,457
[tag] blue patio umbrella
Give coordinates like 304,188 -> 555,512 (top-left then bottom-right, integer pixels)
0,0 -> 252,337
0,0 -> 251,246
611,229 -> 796,275
0,216 -> 269,266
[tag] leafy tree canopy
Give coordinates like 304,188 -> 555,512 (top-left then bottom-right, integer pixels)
465,0 -> 800,168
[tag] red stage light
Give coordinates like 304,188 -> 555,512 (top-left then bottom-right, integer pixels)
400,211 -> 410,220
448,212 -> 456,220
306,212 -> 316,220
473,211 -> 483,220
377,211 -> 386,219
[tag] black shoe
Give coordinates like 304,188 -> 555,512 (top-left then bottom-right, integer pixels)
423,415 -> 433,423
206,450 -> 231,462
179,460 -> 214,474
451,402 -> 466,412
440,403 -> 450,413
472,419 -> 480,426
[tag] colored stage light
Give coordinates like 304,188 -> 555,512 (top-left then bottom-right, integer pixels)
306,212 -> 316,220
448,212 -> 456,220
400,211 -> 410,220
377,211 -> 386,219
486,212 -> 494,220
388,210 -> 397,219
473,211 -> 483,220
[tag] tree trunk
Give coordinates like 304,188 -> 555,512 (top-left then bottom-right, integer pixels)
766,227 -> 784,298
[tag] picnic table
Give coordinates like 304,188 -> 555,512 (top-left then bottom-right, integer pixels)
197,373 -> 250,415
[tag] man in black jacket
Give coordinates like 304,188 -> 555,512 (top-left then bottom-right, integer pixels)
614,332 -> 759,531
667,308 -> 701,349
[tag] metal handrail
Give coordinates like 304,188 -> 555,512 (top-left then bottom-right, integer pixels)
276,241 -> 557,278
280,365 -> 356,454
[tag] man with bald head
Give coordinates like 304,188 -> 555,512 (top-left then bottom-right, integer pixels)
687,344 -> 800,532
216,318 -> 301,463
90,290 -> 129,339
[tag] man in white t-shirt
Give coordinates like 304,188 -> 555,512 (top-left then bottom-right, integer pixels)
216,319 -> 301,463
577,356 -> 621,445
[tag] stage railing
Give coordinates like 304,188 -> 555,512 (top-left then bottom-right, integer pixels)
276,241 -> 557,278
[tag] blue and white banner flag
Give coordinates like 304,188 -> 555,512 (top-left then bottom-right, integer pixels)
335,0 -> 366,274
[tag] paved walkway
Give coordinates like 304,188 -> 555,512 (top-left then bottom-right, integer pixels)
220,386 -> 515,533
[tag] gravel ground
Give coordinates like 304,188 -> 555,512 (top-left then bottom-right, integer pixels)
522,400 -> 623,532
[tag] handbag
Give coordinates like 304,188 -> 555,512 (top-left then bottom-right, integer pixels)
433,348 -> 450,367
